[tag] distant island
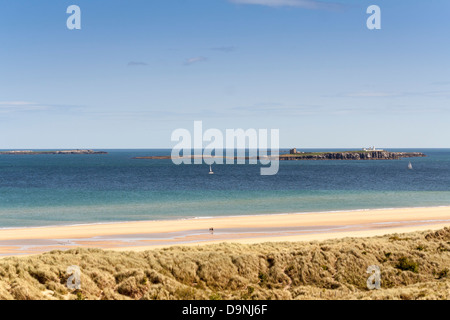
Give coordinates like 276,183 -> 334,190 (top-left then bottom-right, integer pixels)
133,148 -> 426,161
0,150 -> 108,155
279,148 -> 426,161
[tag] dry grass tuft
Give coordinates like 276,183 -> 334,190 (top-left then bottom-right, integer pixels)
0,227 -> 449,300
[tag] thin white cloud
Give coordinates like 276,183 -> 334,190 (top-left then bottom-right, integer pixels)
431,81 -> 450,86
0,101 -> 38,106
0,101 -> 49,113
127,61 -> 148,67
334,90 -> 450,98
184,56 -> 208,66
228,0 -> 343,10
86,109 -> 224,121
211,46 -> 237,52
231,102 -> 450,117
344,92 -> 402,98
0,101 -> 79,114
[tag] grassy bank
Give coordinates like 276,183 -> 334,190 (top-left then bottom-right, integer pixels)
0,227 -> 449,300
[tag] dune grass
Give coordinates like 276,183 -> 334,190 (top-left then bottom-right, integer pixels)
0,227 -> 449,300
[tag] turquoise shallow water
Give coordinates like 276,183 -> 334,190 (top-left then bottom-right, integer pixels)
0,149 -> 449,228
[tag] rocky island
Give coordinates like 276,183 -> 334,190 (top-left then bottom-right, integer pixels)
279,149 -> 426,161
0,150 -> 108,155
133,149 -> 426,161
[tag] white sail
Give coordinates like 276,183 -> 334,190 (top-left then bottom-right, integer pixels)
408,162 -> 413,170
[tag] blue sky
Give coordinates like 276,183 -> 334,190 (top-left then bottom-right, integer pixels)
0,0 -> 449,148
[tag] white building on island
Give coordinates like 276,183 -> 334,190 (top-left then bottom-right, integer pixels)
363,146 -> 384,152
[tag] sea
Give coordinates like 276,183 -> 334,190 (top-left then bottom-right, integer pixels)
0,149 -> 449,228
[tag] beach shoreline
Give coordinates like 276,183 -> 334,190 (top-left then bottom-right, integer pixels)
1,206 -> 450,257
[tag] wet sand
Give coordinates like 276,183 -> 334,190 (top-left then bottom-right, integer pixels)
0,206 -> 449,256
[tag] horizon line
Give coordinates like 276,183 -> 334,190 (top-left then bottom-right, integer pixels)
1,147 -> 449,150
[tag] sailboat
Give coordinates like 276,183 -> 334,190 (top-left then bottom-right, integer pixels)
209,165 -> 214,175
408,162 -> 413,170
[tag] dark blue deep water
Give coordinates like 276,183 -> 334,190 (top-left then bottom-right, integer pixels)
0,149 -> 449,227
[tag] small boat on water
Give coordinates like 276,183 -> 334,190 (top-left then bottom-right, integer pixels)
408,162 -> 413,170
209,165 -> 214,174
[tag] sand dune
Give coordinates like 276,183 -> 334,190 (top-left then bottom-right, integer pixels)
0,226 -> 449,300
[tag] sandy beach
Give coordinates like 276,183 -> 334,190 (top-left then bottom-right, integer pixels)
0,206 -> 449,256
